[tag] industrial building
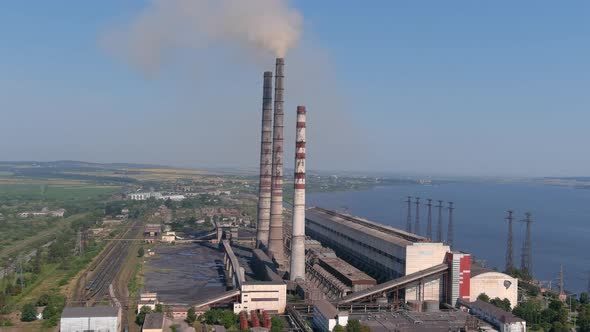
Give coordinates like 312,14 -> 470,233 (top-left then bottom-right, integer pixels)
60,306 -> 120,332
233,281 -> 287,314
142,312 -> 165,332
349,310 -> 487,332
458,299 -> 526,332
469,266 -> 518,308
306,207 -> 450,301
312,300 -> 349,332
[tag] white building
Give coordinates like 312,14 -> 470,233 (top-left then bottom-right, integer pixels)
312,300 -> 348,332
233,281 -> 286,314
459,299 -> 526,332
161,232 -> 176,243
128,192 -> 162,201
470,267 -> 518,308
60,306 -> 120,332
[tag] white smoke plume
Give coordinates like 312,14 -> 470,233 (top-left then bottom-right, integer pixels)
101,0 -> 301,73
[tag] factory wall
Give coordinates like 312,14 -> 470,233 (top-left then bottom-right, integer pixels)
306,217 -> 406,281
470,272 -> 518,308
233,282 -> 286,314
60,316 -> 119,332
404,243 -> 450,301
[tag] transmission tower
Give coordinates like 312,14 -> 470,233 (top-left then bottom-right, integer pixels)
406,196 -> 412,233
520,212 -> 533,277
426,199 -> 433,240
558,264 -> 565,296
505,210 -> 514,272
414,197 -> 421,235
447,202 -> 454,249
436,200 -> 443,242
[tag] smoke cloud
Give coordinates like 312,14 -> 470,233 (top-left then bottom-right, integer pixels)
101,0 -> 301,73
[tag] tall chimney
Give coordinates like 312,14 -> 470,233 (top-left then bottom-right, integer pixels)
268,58 -> 285,261
290,106 -> 306,280
255,71 -> 273,248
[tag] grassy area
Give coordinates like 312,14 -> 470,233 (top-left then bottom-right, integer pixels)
127,261 -> 144,298
0,213 -> 89,259
0,184 -> 120,201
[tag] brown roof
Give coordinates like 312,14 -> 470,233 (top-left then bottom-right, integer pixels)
314,300 -> 338,319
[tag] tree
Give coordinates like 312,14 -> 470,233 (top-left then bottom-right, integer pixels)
187,307 -> 197,323
33,248 -> 43,274
333,325 -> 345,332
155,303 -> 163,313
20,303 -> 37,322
270,316 -> 284,332
477,293 -> 490,303
36,293 -> 51,306
490,297 -> 511,312
346,319 -> 362,332
138,247 -> 145,257
581,293 -> 590,305
135,306 -> 152,326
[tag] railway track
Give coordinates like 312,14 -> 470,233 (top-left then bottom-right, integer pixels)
78,220 -> 141,306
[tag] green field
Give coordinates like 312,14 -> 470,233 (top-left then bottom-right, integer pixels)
0,184 -> 120,201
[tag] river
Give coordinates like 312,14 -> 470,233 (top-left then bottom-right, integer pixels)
307,181 -> 590,294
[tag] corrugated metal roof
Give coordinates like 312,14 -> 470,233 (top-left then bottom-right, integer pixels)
61,306 -> 118,318
314,299 -> 338,318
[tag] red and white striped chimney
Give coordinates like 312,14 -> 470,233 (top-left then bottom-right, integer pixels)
290,106 -> 306,280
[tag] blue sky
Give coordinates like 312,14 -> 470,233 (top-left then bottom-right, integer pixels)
1,1 -> 589,176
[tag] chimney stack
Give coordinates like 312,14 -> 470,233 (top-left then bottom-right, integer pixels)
268,58 -> 285,262
255,71 -> 273,248
290,106 -> 307,280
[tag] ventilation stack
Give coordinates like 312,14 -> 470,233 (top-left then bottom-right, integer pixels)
255,72 -> 273,248
289,106 -> 307,281
268,58 -> 285,262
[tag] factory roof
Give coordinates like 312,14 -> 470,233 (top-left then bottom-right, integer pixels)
318,256 -> 376,285
351,310 -> 482,332
458,299 -> 525,324
307,208 -> 427,247
61,306 -> 119,318
470,265 -> 497,277
242,280 -> 285,286
143,313 -> 165,329
314,300 -> 339,319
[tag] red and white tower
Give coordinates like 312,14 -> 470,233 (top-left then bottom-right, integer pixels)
289,106 -> 307,280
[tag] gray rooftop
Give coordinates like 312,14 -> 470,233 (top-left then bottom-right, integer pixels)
314,300 -> 339,319
143,313 -> 165,329
61,306 -> 119,318
459,299 -> 525,324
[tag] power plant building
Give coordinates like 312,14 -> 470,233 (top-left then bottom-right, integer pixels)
469,266 -> 518,307
305,207 -> 450,301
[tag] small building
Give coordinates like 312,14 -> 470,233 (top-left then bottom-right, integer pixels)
60,306 -> 120,332
312,300 -> 348,332
171,306 -> 188,320
142,312 -> 165,332
161,231 -> 176,243
137,292 -> 159,312
458,299 -> 526,332
144,224 -> 162,243
233,281 -> 287,314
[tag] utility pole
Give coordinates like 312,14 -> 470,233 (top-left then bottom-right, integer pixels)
436,200 -> 443,242
426,199 -> 433,240
447,202 -> 454,249
505,210 -> 514,272
406,196 -> 412,233
414,197 -> 421,235
520,212 -> 533,278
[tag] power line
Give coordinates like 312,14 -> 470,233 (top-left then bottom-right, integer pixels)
414,197 -> 421,235
426,199 -> 433,240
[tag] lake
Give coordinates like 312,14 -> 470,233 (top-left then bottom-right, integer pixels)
307,181 -> 590,294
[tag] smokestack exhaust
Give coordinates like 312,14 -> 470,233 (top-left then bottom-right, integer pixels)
268,58 -> 285,262
255,71 -> 273,248
290,106 -> 306,280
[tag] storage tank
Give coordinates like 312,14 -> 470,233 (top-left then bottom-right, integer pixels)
407,300 -> 422,312
423,300 -> 440,312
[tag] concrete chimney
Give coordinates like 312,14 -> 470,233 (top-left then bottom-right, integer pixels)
268,58 -> 285,262
290,106 -> 307,280
255,71 -> 273,248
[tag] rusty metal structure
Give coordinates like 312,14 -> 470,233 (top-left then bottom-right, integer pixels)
255,71 -> 273,248
268,58 -> 285,262
290,106 -> 307,280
